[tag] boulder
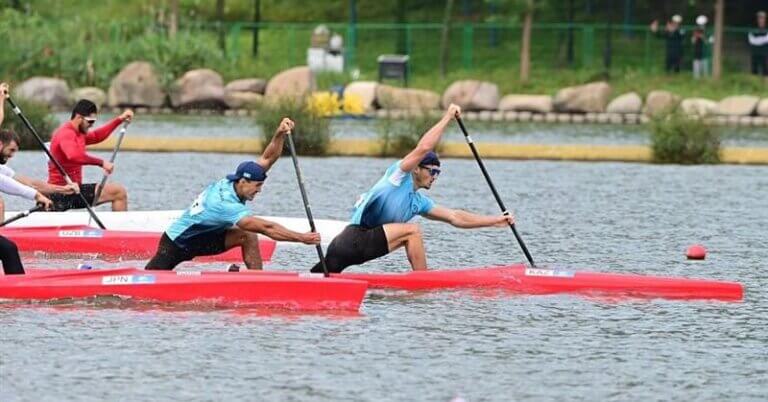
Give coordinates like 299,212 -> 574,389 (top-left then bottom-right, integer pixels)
225,92 -> 264,109
71,87 -> 107,109
264,66 -> 316,101
375,85 -> 440,110
553,81 -> 612,113
169,69 -> 227,109
13,77 -> 71,108
643,90 -> 680,116
343,81 -> 378,111
108,61 -> 165,108
680,98 -> 718,117
757,98 -> 768,116
225,78 -> 267,94
441,80 -> 500,111
605,92 -> 642,114
498,95 -> 552,113
716,96 -> 760,116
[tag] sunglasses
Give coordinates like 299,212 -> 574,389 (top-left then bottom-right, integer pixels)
420,166 -> 441,177
83,117 -> 96,126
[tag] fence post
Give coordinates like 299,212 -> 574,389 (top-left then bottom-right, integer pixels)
462,23 -> 474,70
346,23 -> 357,70
228,23 -> 242,61
581,25 -> 595,68
405,24 -> 413,56
644,28 -> 651,72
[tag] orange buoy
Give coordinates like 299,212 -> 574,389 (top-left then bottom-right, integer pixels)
686,244 -> 707,260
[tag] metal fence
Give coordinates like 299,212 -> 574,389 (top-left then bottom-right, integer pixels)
193,21 -> 756,74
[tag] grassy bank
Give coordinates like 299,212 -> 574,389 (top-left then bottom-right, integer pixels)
2,1 -> 767,102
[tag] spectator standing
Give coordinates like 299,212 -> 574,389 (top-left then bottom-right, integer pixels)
692,15 -> 712,79
651,15 -> 686,73
748,11 -> 768,76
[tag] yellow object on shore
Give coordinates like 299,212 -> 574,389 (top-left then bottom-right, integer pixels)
88,136 -> 768,165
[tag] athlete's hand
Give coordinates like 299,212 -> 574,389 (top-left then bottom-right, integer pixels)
119,109 -> 134,122
34,192 -> 53,211
102,161 -> 114,174
493,212 -> 515,227
299,232 -> 321,245
650,20 -> 659,32
276,117 -> 295,136
63,182 -> 80,195
0,82 -> 8,98
446,103 -> 461,119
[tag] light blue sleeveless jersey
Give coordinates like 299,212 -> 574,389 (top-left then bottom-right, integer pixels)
166,179 -> 251,247
350,160 -> 435,228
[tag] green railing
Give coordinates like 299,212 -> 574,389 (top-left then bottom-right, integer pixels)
182,21 -> 755,74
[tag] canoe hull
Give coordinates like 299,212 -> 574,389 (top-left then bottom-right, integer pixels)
0,268 -> 366,311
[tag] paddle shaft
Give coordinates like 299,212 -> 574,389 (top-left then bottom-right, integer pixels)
6,97 -> 106,229
92,122 -> 128,207
0,205 -> 45,228
455,116 -> 536,267
285,132 -> 329,277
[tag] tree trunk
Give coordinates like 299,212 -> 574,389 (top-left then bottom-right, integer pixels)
252,0 -> 261,56
168,0 -> 179,39
712,0 -> 724,80
520,1 -> 533,83
439,0 -> 455,78
216,0 -> 226,55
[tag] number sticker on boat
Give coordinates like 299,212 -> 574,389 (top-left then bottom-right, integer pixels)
524,268 -> 575,278
101,275 -> 156,285
59,229 -> 104,238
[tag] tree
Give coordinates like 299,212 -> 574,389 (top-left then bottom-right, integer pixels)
168,0 -> 179,39
485,0 -> 541,84
712,0 -> 724,80
439,0 -> 456,78
519,0 -> 534,83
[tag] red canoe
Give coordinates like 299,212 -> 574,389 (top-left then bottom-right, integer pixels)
0,268 -> 366,311
196,264 -> 743,301
0,225 -> 276,262
336,265 -> 743,301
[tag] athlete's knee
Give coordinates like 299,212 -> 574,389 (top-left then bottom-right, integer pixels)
404,223 -> 422,238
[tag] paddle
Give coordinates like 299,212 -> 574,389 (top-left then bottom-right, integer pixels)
87,122 -> 128,226
284,130 -> 329,277
0,204 -> 45,228
6,96 -> 107,229
454,115 -> 536,268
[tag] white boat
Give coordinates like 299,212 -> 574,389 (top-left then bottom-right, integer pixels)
4,210 -> 347,245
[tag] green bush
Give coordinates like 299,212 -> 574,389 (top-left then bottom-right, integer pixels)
2,98 -> 56,149
376,110 -> 443,157
650,111 -> 720,164
256,98 -> 331,156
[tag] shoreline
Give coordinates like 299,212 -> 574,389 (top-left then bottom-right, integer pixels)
86,107 -> 768,128
88,136 -> 768,165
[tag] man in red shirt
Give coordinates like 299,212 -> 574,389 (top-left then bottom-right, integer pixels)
48,99 -> 133,211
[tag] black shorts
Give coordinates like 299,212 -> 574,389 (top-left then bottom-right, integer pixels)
49,183 -> 97,211
145,231 -> 228,270
311,225 -> 389,273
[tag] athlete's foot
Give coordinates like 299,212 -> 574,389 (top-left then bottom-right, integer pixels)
227,264 -> 240,272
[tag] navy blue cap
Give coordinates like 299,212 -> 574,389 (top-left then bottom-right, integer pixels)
226,161 -> 267,182
419,151 -> 441,167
